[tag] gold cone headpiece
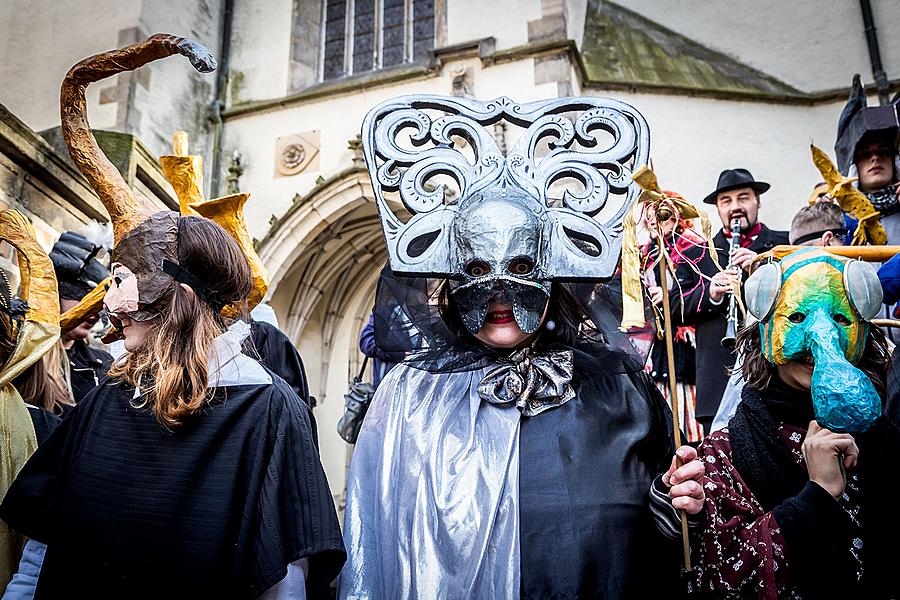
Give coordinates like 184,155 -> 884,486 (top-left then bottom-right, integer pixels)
160,132 -> 269,313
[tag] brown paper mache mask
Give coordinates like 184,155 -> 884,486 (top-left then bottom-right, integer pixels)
105,211 -> 180,322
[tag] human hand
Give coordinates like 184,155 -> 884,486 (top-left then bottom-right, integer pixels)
802,421 -> 859,499
663,445 -> 705,514
730,247 -> 758,272
648,285 -> 663,306
709,270 -> 741,302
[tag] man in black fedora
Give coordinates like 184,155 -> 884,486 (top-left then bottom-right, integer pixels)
673,168 -> 788,435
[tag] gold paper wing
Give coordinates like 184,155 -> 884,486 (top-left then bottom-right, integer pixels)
811,144 -> 886,246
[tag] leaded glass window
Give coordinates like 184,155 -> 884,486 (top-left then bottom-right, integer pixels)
321,0 -> 435,81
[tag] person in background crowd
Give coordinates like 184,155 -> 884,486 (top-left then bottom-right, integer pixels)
48,231 -> 113,404
0,210 -> 63,592
640,193 -> 705,443
674,247 -> 900,598
788,201 -> 848,247
675,168 -> 789,433
835,74 -> 900,242
358,312 -> 396,389
711,201 -> 847,432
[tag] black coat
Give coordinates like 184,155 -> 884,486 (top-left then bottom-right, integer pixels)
1,372 -> 346,599
67,339 -> 113,403
244,320 -> 311,406
674,224 -> 788,419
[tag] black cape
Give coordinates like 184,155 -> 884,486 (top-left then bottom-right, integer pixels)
245,320 -> 311,406
518,355 -> 681,598
1,373 -> 345,599
25,405 -> 60,445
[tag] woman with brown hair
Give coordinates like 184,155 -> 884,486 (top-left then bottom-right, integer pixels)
0,36 -> 344,599
0,209 -> 63,591
1,214 -> 345,599
670,247 -> 900,598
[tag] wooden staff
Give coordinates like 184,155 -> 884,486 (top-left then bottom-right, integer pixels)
761,245 -> 900,263
657,247 -> 692,571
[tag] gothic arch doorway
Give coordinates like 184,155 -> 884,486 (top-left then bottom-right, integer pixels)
257,167 -> 389,506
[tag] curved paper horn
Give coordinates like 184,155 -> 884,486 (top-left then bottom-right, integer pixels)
744,261 -> 782,321
189,194 -> 269,313
61,34 -> 216,243
0,210 -> 60,328
844,259 -> 883,320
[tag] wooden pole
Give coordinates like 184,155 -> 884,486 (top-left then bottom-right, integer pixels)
657,249 -> 692,571
763,244 -> 900,263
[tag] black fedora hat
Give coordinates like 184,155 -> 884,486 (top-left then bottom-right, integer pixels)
703,168 -> 771,204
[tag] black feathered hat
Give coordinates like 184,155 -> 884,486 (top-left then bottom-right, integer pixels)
49,231 -> 109,300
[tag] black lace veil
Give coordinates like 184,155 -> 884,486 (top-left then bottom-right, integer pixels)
372,266 -> 649,376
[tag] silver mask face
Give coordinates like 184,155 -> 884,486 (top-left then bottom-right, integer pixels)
362,94 -> 650,325
450,189 -> 551,334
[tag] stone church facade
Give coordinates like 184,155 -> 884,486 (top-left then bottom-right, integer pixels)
1,0 -> 898,507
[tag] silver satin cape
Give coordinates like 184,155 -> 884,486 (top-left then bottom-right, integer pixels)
338,363 -> 521,598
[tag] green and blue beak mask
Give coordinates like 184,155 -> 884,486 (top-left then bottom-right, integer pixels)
745,247 -> 884,432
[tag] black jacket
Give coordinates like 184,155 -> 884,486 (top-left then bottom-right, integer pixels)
67,339 -> 113,403
244,320 -> 311,406
674,224 -> 788,419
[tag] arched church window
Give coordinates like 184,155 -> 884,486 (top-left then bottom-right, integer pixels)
321,0 -> 434,81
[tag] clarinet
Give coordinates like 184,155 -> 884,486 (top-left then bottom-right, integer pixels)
720,217 -> 742,348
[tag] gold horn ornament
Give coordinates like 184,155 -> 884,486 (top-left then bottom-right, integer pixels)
160,133 -> 269,314
621,165 -> 721,330
160,131 -> 204,214
59,277 -> 111,333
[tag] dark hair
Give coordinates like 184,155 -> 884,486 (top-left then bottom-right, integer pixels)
0,312 -> 17,367
436,280 -> 593,349
735,320 -> 890,398
175,216 -> 253,321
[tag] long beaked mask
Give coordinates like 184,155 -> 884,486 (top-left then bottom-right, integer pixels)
362,95 -> 649,333
104,211 -> 180,322
745,248 -> 883,432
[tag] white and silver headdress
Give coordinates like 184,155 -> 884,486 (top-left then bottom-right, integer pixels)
362,95 -> 650,334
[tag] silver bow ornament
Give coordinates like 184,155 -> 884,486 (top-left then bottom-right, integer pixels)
478,348 -> 576,417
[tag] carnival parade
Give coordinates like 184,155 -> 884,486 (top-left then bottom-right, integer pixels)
0,1 -> 899,598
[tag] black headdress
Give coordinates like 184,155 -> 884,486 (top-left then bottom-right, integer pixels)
835,74 -> 900,175
49,231 -> 109,301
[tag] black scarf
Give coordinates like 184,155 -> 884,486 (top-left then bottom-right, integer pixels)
729,379 -> 813,511
866,187 -> 900,217
730,378 -> 900,598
